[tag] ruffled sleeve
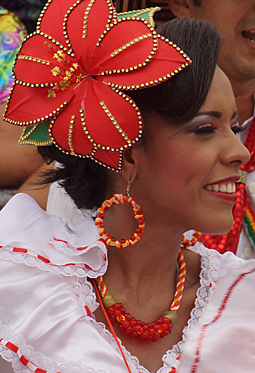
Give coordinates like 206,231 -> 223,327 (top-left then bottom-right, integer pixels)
0,255 -> 133,372
0,194 -> 133,372
0,193 -> 108,278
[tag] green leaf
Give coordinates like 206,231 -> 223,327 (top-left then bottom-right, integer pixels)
117,7 -> 160,27
18,119 -> 52,146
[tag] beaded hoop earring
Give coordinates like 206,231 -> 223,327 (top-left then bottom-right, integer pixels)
95,192 -> 145,249
181,231 -> 201,248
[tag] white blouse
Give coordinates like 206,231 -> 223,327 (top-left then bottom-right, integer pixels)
0,193 -> 254,373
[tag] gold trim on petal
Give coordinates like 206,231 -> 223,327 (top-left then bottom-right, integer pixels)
18,55 -> 51,65
68,115 -> 76,154
117,7 -> 160,26
106,35 -> 192,90
18,126 -> 52,146
4,101 -> 68,126
110,33 -> 152,58
99,101 -> 132,145
99,17 -> 157,75
83,0 -> 97,39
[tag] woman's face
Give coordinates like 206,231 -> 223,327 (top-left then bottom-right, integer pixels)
133,67 -> 250,235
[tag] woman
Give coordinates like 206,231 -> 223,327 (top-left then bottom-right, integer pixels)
0,0 -> 254,372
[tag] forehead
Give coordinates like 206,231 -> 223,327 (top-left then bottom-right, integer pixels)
199,67 -> 236,113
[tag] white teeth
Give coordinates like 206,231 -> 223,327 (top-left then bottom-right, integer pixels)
244,36 -> 255,43
206,182 -> 236,193
227,183 -> 235,193
212,184 -> 220,192
220,184 -> 227,193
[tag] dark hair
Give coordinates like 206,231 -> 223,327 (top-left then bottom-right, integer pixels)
39,17 -> 221,210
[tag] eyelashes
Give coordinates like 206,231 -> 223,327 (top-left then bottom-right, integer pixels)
192,123 -> 217,134
192,122 -> 243,135
230,122 -> 243,135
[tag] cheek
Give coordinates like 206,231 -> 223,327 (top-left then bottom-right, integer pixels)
194,7 -> 236,42
148,143 -> 206,175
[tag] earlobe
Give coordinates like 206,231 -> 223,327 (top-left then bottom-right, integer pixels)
167,0 -> 193,18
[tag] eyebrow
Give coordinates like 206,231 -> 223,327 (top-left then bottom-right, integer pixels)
195,110 -> 238,120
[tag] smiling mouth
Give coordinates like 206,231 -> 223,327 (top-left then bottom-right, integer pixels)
205,182 -> 236,194
242,29 -> 255,43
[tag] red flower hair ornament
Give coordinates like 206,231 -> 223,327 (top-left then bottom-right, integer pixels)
4,0 -> 191,171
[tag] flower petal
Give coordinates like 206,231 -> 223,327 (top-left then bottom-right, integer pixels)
92,147 -> 121,171
13,34 -> 64,85
101,37 -> 191,89
4,83 -> 72,125
90,18 -> 157,76
84,78 -> 142,148
38,0 -> 81,49
66,0 -> 115,71
49,80 -> 94,156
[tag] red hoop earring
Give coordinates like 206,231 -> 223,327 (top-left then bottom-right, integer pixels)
95,193 -> 145,248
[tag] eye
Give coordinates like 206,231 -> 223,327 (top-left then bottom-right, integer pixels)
193,123 -> 216,134
231,122 -> 245,135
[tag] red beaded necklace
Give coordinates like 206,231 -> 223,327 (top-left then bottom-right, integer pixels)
96,250 -> 186,342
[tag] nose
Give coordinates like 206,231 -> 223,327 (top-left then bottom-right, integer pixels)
221,130 -> 251,167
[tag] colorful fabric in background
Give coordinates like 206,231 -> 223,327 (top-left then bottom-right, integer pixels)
0,7 -> 27,104
0,0 -> 46,33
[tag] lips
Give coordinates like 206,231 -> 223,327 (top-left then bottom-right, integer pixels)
205,182 -> 236,194
242,29 -> 255,43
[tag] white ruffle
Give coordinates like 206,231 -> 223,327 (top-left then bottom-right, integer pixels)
0,242 -> 220,373
0,194 -> 108,278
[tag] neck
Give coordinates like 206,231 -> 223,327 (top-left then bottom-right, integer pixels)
107,230 -> 182,277
104,204 -> 183,276
103,215 -> 185,310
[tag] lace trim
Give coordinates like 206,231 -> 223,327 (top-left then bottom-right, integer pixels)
72,277 -> 99,314
0,245 -> 107,278
79,243 -> 221,373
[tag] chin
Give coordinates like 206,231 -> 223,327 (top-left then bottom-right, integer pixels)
198,217 -> 234,236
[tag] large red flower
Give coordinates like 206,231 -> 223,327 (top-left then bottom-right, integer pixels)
4,0 -> 191,171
